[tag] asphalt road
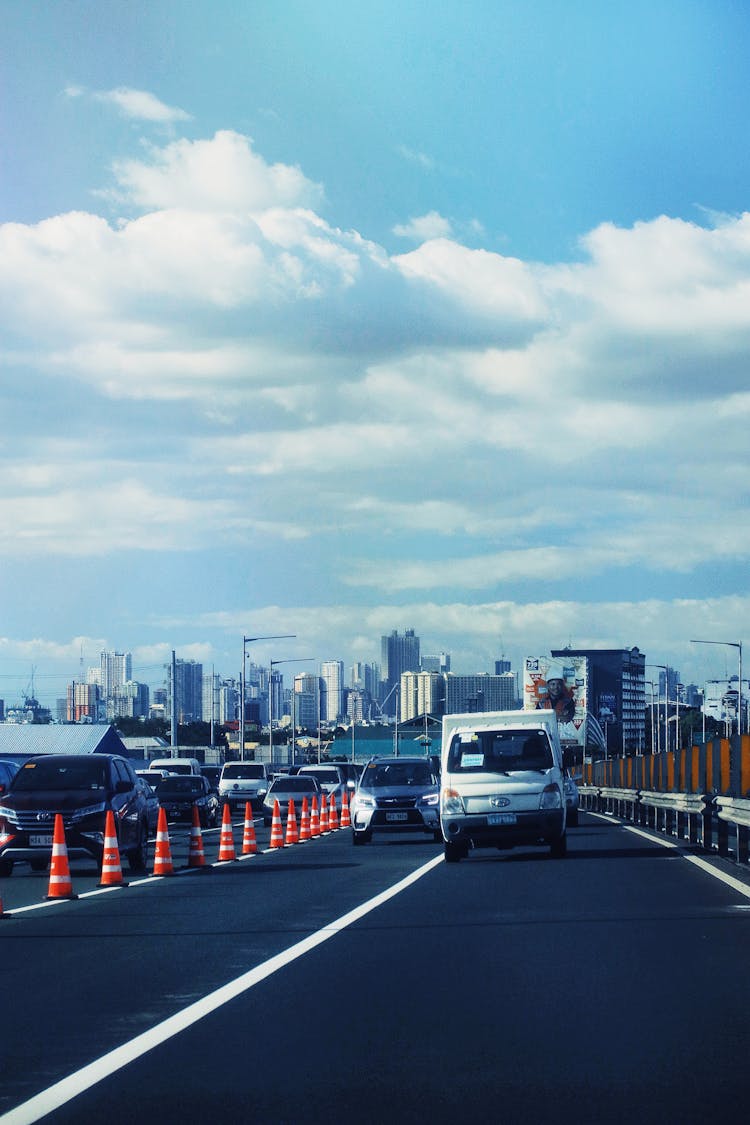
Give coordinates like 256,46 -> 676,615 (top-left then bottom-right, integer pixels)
2,811 -> 750,1124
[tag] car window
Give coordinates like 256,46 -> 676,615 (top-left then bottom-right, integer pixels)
359,761 -> 435,788
447,730 -> 553,774
157,776 -> 204,795
222,764 -> 265,780
270,776 -> 318,792
13,758 -> 109,791
300,768 -> 338,784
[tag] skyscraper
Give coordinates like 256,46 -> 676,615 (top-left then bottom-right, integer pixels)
320,660 -> 344,723
381,629 -> 420,714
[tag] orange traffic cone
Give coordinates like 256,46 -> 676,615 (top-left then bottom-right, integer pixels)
329,792 -> 339,831
242,802 -> 258,855
269,800 -> 284,848
319,793 -> 329,833
99,809 -> 126,887
310,795 -> 320,837
0,893 -> 10,919
285,799 -> 299,846
340,789 -> 351,829
299,796 -> 311,841
188,805 -> 207,869
153,807 -> 174,876
217,802 -> 237,862
45,813 -> 78,899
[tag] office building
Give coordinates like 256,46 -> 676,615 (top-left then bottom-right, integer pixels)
551,646 -> 646,755
381,629 -> 420,714
167,659 -> 204,724
444,673 -> 516,715
321,660 -> 344,723
400,672 -> 446,721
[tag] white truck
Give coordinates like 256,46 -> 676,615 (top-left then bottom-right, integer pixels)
440,709 -> 567,863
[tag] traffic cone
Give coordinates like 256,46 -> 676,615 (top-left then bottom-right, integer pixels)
217,802 -> 237,862
0,893 -> 10,919
310,795 -> 320,838
285,799 -> 299,846
329,792 -> 339,831
299,797 -> 311,841
188,805 -> 207,869
153,807 -> 174,876
319,793 -> 329,833
99,809 -> 126,887
269,800 -> 284,848
45,813 -> 78,900
340,789 -> 351,829
242,802 -> 258,855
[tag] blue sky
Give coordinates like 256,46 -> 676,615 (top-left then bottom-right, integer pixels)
1,0 -> 749,706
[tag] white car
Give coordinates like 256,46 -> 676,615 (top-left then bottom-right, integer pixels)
218,761 -> 270,809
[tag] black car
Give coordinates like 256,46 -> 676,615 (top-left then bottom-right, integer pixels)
0,753 -> 150,875
156,774 -> 220,828
0,760 -> 19,795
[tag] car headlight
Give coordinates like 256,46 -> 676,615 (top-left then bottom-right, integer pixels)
70,802 -> 107,822
354,793 -> 375,808
539,784 -> 562,810
0,806 -> 18,827
418,792 -> 439,807
441,788 -> 465,815
257,787 -> 268,797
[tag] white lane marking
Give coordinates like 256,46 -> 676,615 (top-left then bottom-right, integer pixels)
587,811 -> 750,902
0,852 -> 444,1124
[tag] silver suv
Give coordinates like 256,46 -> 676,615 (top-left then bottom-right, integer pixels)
350,756 -> 441,845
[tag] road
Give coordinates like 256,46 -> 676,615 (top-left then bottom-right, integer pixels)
1,810 -> 750,1124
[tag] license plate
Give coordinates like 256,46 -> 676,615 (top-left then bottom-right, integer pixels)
487,813 -> 517,826
385,812 -> 408,822
29,834 -> 53,847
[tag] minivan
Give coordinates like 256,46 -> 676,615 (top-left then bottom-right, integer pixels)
440,710 -> 567,862
218,761 -> 270,809
149,757 -> 201,776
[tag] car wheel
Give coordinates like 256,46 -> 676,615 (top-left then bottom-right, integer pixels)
127,824 -> 149,873
30,857 -> 49,872
0,859 -> 14,877
567,810 -> 579,827
444,840 -> 466,863
352,830 -> 371,845
549,832 -> 567,859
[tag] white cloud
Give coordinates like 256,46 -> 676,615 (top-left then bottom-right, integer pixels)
393,211 -> 453,240
94,87 -> 192,124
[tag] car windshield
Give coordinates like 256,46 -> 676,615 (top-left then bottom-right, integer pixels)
447,730 -> 553,774
270,777 -> 317,792
359,761 -> 435,789
13,758 -> 109,791
157,777 -> 204,796
223,765 -> 265,779
300,769 -> 338,784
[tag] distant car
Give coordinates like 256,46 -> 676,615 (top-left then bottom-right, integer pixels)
156,774 -> 219,828
297,764 -> 350,803
200,764 -> 222,793
262,774 -> 324,826
136,768 -> 172,791
218,762 -> 270,809
350,756 -> 441,845
135,776 -> 160,835
0,753 -> 150,875
563,770 -> 580,827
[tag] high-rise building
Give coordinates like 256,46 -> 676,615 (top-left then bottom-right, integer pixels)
99,651 -> 132,700
495,658 -> 511,675
444,673 -> 516,714
400,672 -> 446,721
67,681 -> 100,722
422,652 -> 451,674
551,646 -> 646,755
294,672 -> 320,730
320,661 -> 344,723
110,681 -> 149,720
167,659 -> 203,724
381,629 -> 420,713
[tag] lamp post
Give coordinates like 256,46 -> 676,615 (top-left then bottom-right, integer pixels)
240,634 -> 295,761
646,680 -> 657,754
691,639 -> 744,736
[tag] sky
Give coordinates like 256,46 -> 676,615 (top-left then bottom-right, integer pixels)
1,0 -> 749,708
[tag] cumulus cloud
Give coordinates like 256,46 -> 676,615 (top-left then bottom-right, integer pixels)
1,119 -> 748,674
94,86 -> 192,124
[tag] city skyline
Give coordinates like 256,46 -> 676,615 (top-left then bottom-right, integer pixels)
2,3 -> 748,703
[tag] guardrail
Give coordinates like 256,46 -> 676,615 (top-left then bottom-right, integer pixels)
577,734 -> 750,865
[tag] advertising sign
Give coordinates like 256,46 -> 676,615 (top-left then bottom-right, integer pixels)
523,655 -> 588,747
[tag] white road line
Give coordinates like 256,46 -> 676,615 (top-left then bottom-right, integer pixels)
0,852 -> 444,1125
588,811 -> 750,902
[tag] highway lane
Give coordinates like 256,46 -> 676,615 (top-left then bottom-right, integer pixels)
2,813 -> 750,1124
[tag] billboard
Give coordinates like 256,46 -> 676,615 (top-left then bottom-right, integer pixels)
523,655 -> 588,747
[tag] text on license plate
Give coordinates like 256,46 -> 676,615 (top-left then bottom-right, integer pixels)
487,813 -> 517,826
385,812 -> 409,822
30,834 -> 53,847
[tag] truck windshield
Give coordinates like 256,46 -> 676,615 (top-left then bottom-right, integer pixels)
447,730 -> 553,774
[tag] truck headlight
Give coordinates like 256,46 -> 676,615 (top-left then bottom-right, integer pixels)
441,788 -> 465,815
539,784 -> 562,810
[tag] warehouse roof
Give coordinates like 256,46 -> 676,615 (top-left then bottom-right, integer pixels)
0,724 -> 127,758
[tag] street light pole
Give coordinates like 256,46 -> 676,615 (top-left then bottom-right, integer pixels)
269,658 -> 313,767
691,639 -> 744,736
239,634 -> 295,760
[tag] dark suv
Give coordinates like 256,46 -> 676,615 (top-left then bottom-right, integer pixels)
0,753 -> 150,876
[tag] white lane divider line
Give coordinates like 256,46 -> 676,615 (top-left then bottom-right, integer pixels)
0,852 -> 444,1125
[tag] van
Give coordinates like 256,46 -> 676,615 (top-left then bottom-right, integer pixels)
218,761 -> 270,809
149,757 -> 201,776
440,710 -> 567,863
